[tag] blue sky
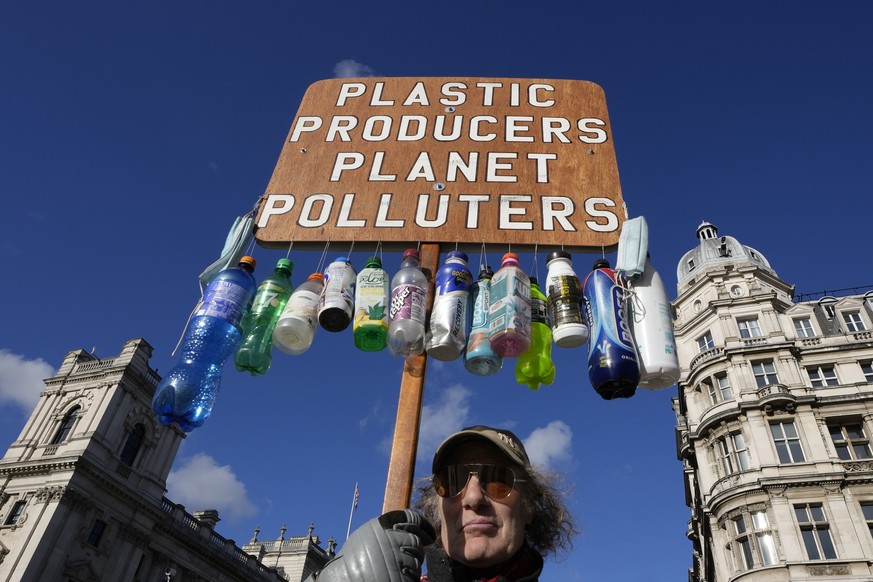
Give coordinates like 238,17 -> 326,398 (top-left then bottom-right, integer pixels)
2,3 -> 872,581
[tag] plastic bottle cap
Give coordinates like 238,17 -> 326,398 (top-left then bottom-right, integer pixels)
547,250 -> 571,263
365,256 -> 382,268
403,249 -> 419,259
592,258 -> 610,269
530,277 -> 538,285
478,266 -> 494,279
308,273 -> 324,282
239,256 -> 257,269
501,252 -> 519,265
446,250 -> 468,261
276,258 -> 293,271
335,256 -> 349,263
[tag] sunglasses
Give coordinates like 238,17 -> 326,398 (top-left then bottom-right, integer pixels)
433,464 -> 527,500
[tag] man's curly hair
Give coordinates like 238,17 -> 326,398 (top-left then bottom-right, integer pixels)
412,464 -> 577,557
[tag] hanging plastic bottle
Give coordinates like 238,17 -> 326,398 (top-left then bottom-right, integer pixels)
515,278 -> 556,390
388,249 -> 428,357
488,252 -> 531,358
581,259 -> 640,400
273,272 -> 325,355
234,258 -> 293,375
319,257 -> 356,332
354,257 -> 390,352
629,255 -> 680,389
545,250 -> 589,348
464,266 -> 502,376
153,256 -> 257,431
426,251 -> 473,361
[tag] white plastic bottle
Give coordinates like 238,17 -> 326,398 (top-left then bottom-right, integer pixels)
272,273 -> 325,355
545,250 -> 589,348
318,257 -> 356,332
629,256 -> 680,390
388,249 -> 428,357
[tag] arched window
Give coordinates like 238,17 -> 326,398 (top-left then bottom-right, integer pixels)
51,406 -> 80,444
119,424 -> 145,467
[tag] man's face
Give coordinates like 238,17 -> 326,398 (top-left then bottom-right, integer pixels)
437,440 -> 530,568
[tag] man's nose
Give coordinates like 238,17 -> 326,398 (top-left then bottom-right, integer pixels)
461,474 -> 487,507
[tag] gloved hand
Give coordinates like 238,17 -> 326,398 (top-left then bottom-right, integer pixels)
306,509 -> 436,582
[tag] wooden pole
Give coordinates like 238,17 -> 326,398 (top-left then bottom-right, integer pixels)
382,243 -> 440,512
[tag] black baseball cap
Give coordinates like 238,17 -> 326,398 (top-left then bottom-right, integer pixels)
432,425 -> 531,473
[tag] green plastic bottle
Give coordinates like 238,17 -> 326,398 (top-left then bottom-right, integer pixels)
353,257 -> 390,351
234,258 -> 294,375
515,278 -> 556,390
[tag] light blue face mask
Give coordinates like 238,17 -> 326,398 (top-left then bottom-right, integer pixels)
197,212 -> 255,294
616,215 -> 649,281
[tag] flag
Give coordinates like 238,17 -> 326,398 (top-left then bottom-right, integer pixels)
353,483 -> 359,511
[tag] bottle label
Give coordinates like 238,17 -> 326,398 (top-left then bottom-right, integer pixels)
488,270 -> 531,334
321,264 -> 356,314
548,274 -> 583,327
250,281 -> 289,315
197,280 -> 251,325
531,294 -> 548,325
282,289 -> 320,329
470,282 -> 490,330
355,268 -> 390,331
390,283 -> 426,323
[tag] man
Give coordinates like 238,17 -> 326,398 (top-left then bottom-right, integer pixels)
415,425 -> 575,581
306,425 -> 574,582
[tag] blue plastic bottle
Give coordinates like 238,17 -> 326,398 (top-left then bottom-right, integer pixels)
581,259 -> 640,399
153,256 -> 257,431
464,266 -> 502,376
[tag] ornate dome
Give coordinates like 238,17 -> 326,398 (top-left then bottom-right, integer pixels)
677,221 -> 774,284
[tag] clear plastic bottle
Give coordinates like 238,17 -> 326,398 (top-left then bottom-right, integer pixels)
426,251 -> 473,361
488,253 -> 531,358
234,258 -> 293,375
319,257 -> 356,332
515,278 -> 556,390
388,249 -> 428,357
545,250 -> 589,348
153,256 -> 257,431
354,257 -> 390,352
464,266 -> 502,376
273,273 -> 324,355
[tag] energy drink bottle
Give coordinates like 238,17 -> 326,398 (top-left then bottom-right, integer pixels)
581,259 -> 640,399
426,251 -> 473,361
488,253 -> 531,358
464,266 -> 502,376
515,278 -> 555,390
545,250 -> 588,348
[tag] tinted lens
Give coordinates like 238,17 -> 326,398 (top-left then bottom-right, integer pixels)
434,464 -> 517,499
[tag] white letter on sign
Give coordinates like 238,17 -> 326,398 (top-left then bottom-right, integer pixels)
585,198 -> 619,232
542,197 -> 575,231
459,194 -> 490,228
499,195 -> 533,230
331,153 -> 365,181
415,194 -> 449,227
289,117 -> 323,142
257,194 -> 295,228
336,83 -> 366,106
299,194 -> 334,227
338,193 -> 366,227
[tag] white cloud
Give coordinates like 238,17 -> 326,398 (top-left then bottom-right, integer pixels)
166,454 -> 257,522
523,420 -> 573,470
417,383 -> 473,462
0,350 -> 53,410
333,59 -> 375,78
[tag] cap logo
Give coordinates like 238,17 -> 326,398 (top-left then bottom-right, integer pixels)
499,433 -> 518,451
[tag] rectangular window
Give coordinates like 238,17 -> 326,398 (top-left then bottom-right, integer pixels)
771,421 -> 805,464
697,332 -> 715,353
807,365 -> 839,388
718,433 -> 751,475
738,317 -> 763,338
86,519 -> 107,547
828,422 -> 872,461
843,311 -> 867,332
717,374 -> 733,401
4,500 -> 26,525
795,504 -> 837,560
752,360 -> 779,388
794,318 -> 815,338
861,502 -> 873,540
862,362 -> 873,383
730,510 -> 778,570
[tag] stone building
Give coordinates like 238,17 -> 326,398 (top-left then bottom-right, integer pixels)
673,222 -> 873,581
0,338 -> 332,581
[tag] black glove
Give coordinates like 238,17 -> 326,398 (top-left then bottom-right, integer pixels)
306,509 -> 436,582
